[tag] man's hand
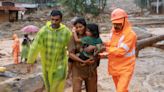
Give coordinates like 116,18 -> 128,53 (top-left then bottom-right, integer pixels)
100,45 -> 106,52
99,52 -> 109,58
85,59 -> 95,64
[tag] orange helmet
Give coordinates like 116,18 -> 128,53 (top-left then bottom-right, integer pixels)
111,8 -> 128,23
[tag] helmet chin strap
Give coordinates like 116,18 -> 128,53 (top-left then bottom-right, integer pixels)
122,17 -> 125,30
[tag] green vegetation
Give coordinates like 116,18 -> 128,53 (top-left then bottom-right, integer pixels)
15,0 -> 34,3
134,0 -> 148,9
57,0 -> 107,16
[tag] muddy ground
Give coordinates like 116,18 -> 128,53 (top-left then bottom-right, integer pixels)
65,47 -> 164,92
0,35 -> 164,92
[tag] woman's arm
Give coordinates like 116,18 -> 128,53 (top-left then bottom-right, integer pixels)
69,52 -> 94,64
68,34 -> 84,63
72,27 -> 81,43
69,52 -> 85,63
68,46 -> 94,64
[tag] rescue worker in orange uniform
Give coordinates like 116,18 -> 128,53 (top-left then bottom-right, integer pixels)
105,8 -> 137,92
12,34 -> 20,64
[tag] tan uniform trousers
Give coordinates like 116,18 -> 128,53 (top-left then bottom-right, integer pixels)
72,62 -> 97,92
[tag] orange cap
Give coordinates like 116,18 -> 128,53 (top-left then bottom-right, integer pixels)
111,8 -> 128,22
112,18 -> 124,24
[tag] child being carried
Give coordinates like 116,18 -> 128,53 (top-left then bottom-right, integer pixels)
73,23 -> 103,61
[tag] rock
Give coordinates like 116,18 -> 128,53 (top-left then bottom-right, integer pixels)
0,73 -> 44,92
0,22 -> 12,31
0,67 -> 6,73
0,71 -> 17,78
153,41 -> 164,49
146,28 -> 164,36
0,53 -> 6,58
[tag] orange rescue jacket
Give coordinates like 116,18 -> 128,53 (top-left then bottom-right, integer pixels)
106,19 -> 137,76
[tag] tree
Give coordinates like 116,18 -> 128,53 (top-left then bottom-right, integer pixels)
57,0 -> 107,16
136,35 -> 164,56
134,0 -> 150,14
134,0 -> 148,8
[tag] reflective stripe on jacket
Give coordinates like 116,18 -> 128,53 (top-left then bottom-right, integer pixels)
106,19 -> 137,76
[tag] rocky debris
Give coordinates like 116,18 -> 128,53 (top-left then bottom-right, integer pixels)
0,71 -> 17,78
146,28 -> 164,36
129,15 -> 164,27
153,41 -> 164,49
0,21 -> 44,39
106,0 -> 140,15
65,47 -> 164,92
0,73 -> 44,92
133,21 -> 164,27
0,63 -> 44,92
133,27 -> 153,40
24,9 -> 50,22
0,53 -> 6,58
0,63 -> 76,92
0,37 -> 164,92
0,9 -> 50,39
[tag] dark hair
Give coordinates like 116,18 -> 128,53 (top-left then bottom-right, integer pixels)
24,34 -> 28,38
50,10 -> 62,19
87,23 -> 100,38
73,17 -> 86,27
22,39 -> 28,45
